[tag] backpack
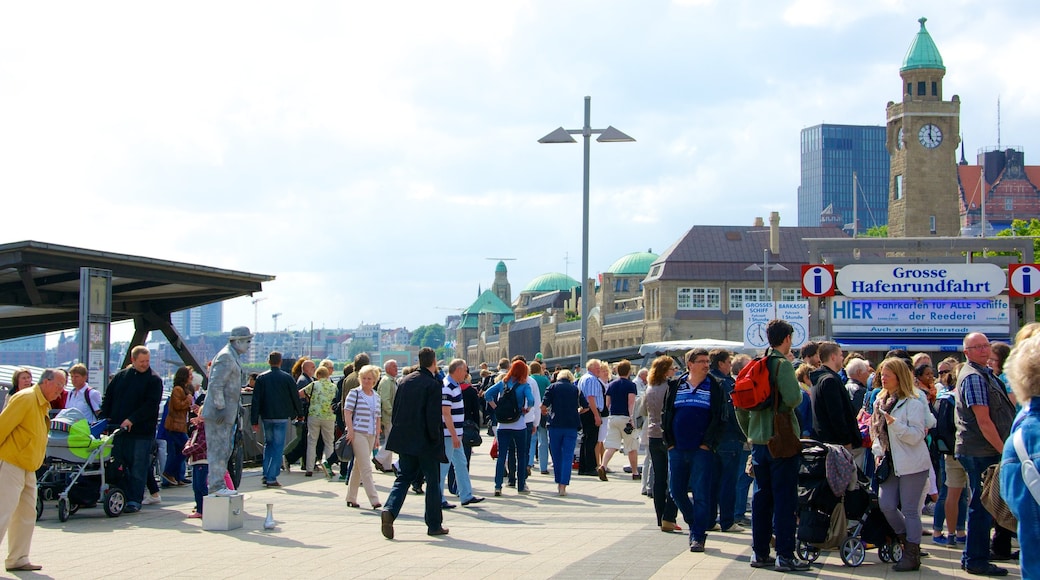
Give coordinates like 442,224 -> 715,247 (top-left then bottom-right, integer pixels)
495,381 -> 523,423
932,391 -> 956,454
732,354 -> 775,411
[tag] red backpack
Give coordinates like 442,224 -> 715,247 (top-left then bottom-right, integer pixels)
732,354 -> 775,411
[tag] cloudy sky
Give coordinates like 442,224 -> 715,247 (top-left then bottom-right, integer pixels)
2,0 -> 1039,340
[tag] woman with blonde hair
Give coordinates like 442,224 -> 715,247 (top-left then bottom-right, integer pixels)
645,355 -> 680,532
344,364 -> 382,509
870,358 -> 936,572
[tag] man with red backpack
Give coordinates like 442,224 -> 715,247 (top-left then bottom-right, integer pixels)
735,320 -> 809,573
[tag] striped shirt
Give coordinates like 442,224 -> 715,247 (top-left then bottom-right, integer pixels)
442,378 -> 465,437
345,387 -> 381,435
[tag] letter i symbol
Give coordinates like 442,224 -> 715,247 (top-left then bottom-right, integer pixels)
1024,267 -> 1033,295
813,268 -> 822,295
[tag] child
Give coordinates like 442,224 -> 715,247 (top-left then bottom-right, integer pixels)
182,412 -> 208,518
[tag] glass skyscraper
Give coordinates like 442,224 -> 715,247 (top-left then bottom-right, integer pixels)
798,124 -> 890,230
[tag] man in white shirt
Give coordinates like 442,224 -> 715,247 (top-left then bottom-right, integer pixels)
65,364 -> 101,420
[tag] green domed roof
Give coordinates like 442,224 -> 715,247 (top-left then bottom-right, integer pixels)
901,17 -> 945,72
495,260 -> 507,273
607,251 -> 659,275
521,272 -> 580,294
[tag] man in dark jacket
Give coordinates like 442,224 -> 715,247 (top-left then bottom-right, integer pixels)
662,348 -> 725,553
100,345 -> 163,513
707,348 -> 747,533
809,342 -> 861,450
250,351 -> 302,487
380,347 -> 448,540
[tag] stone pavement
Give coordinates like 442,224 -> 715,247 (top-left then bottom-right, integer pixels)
14,449 -> 1022,580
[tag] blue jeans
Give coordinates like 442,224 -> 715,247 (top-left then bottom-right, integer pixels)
530,425 -> 549,472
957,454 -> 1000,570
192,464 -> 209,513
163,431 -> 188,481
440,437 -> 474,502
751,444 -> 799,559
710,441 -> 743,530
262,419 -> 290,483
384,452 -> 443,533
734,447 -> 752,521
548,427 -> 578,486
113,436 -> 152,506
495,428 -> 528,490
668,447 -> 714,543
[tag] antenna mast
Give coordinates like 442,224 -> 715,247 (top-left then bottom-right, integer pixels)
997,96 -> 1001,150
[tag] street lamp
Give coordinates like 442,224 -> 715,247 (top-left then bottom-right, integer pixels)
540,96 -> 635,370
745,248 -> 789,293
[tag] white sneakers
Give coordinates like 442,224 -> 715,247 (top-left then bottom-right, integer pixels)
142,493 -> 162,505
215,488 -> 239,497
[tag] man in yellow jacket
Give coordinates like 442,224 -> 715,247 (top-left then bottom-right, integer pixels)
0,368 -> 66,572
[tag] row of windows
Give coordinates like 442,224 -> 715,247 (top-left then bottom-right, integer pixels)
676,287 -> 803,311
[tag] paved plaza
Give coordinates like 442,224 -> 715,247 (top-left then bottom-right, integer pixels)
15,449 -> 1021,579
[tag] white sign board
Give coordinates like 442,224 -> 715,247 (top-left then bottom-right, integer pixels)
831,296 -> 1010,336
836,263 -> 1006,298
743,301 -> 809,350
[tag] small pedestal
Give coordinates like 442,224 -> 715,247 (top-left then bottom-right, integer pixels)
202,494 -> 243,531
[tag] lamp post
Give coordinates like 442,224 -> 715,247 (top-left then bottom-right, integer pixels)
540,96 -> 634,370
745,248 -> 788,294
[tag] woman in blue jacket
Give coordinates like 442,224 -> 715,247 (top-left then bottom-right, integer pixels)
1000,334 -> 1040,580
541,370 -> 588,496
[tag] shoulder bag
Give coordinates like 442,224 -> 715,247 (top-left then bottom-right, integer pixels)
767,360 -> 801,459
333,391 -> 360,462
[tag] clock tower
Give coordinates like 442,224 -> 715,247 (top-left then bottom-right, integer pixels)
886,17 -> 961,237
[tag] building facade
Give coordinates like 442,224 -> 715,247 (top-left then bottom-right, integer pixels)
959,147 -> 1040,235
798,124 -> 889,232
170,302 -> 223,339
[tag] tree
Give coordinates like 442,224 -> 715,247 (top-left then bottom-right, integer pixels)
410,324 -> 445,349
348,339 -> 375,360
996,218 -> 1040,257
860,225 -> 887,238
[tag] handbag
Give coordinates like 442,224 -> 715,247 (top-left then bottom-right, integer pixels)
766,367 -> 801,459
490,437 -> 499,459
980,462 -> 1017,531
334,434 -> 355,464
334,389 -> 361,463
874,453 -> 894,484
462,419 -> 483,447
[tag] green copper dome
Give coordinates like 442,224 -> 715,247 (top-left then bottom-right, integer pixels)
495,260 -> 507,273
606,251 -> 659,275
521,272 -> 580,294
459,290 -> 515,329
901,17 -> 945,72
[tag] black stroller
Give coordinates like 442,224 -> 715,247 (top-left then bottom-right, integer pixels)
796,439 -> 903,567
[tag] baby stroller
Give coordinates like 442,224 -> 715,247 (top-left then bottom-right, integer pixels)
795,439 -> 902,567
36,409 -> 127,522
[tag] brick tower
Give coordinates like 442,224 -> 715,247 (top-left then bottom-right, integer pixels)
886,17 -> 961,237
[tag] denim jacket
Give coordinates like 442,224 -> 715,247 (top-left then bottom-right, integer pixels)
1000,402 -> 1040,579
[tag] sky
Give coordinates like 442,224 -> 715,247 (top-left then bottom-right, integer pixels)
3,0 -> 1040,342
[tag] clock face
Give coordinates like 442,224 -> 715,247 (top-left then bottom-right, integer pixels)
918,123 -> 943,149
897,127 -> 904,150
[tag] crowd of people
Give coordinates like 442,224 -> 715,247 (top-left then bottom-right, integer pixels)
2,322 -> 1038,576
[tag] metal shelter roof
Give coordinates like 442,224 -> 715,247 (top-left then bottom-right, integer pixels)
0,240 -> 273,341
0,241 -> 273,385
